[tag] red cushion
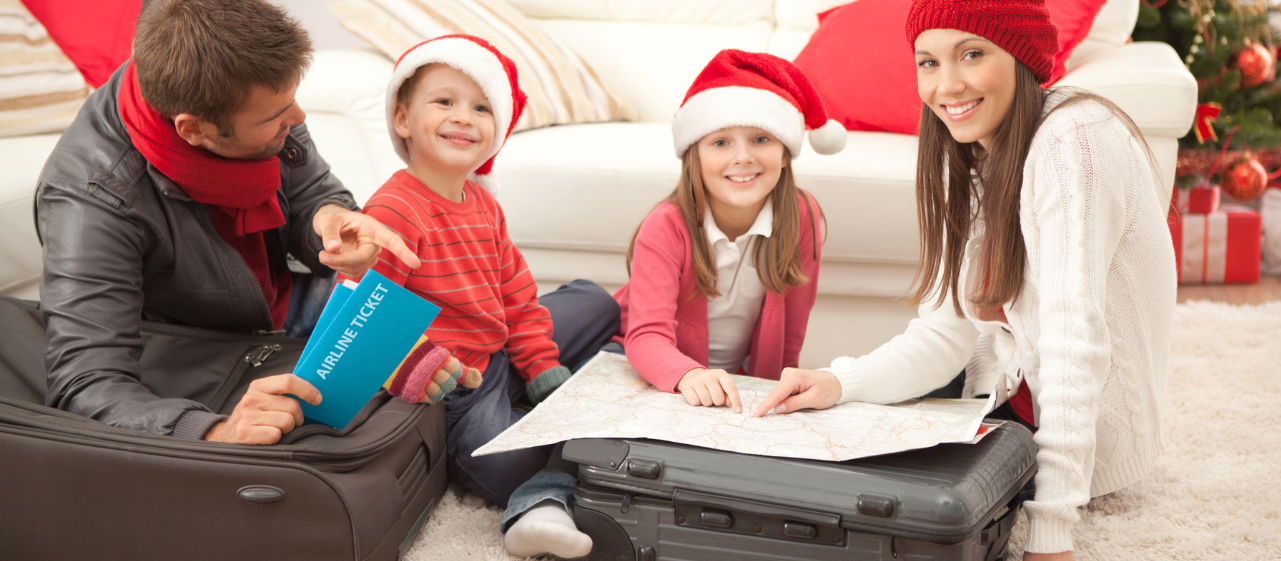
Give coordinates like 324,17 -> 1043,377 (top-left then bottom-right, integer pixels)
795,0 -> 1109,135
1046,0 -> 1109,82
22,0 -> 143,88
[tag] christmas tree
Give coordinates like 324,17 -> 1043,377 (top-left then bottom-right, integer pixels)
1132,0 -> 1280,198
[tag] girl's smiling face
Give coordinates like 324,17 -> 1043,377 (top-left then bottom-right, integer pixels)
914,29 -> 1018,148
697,126 -> 786,225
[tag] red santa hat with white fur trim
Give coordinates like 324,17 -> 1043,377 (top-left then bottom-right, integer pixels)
672,49 -> 846,158
386,34 -> 527,194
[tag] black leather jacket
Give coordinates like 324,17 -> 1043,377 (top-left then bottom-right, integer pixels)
35,65 -> 358,437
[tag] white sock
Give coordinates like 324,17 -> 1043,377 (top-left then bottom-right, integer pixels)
504,503 -> 593,558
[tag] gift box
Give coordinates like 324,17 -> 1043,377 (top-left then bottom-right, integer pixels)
1179,204 -> 1262,284
1263,188 -> 1281,276
1175,186 -> 1221,214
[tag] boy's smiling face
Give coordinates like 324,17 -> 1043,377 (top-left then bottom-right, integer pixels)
393,63 -> 496,178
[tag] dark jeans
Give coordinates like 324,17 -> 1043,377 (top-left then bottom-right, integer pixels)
283,270 -> 338,339
440,279 -> 620,508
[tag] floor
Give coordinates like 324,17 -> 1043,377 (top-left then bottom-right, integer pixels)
1176,274 -> 1281,305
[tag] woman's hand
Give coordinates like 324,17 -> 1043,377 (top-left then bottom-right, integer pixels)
752,367 -> 841,416
676,368 -> 742,413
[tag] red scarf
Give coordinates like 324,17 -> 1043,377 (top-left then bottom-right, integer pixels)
117,61 -> 285,235
118,61 -> 292,329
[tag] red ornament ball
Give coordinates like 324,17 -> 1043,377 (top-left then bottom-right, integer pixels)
1235,43 -> 1276,88
1222,156 -> 1268,201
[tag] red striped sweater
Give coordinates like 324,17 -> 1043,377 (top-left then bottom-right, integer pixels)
352,170 -> 562,383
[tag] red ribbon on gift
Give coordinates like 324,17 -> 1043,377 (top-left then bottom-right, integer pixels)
1194,103 -> 1222,145
1176,186 -> 1221,214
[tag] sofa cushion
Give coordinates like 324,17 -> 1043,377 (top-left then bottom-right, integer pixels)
1066,0 -> 1139,71
328,0 -> 636,132
0,0 -> 90,138
495,122 -> 920,266
18,0 -> 140,88
796,0 -> 1120,135
532,18 -> 772,122
0,133 -> 59,295
794,0 -> 920,135
295,49 -> 401,205
1054,41 -> 1197,139
504,0 -> 775,25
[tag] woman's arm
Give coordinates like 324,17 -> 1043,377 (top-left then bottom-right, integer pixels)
755,275 -> 981,415
826,287 -> 981,405
1018,114 -> 1128,555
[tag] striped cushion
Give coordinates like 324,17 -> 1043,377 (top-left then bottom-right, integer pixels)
0,0 -> 89,138
328,0 -> 636,132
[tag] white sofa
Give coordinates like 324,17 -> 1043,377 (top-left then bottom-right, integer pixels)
0,0 -> 1195,368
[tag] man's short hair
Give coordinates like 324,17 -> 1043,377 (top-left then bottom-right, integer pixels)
133,0 -> 312,133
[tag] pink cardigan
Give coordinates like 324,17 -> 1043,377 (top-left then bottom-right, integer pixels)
614,193 -> 823,392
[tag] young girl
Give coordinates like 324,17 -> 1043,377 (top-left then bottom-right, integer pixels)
755,2 -> 1177,560
500,49 -> 845,558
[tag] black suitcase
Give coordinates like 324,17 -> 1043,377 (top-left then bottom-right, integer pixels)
0,296 -> 447,561
564,421 -> 1037,561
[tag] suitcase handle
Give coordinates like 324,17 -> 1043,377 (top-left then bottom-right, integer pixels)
672,489 -> 845,546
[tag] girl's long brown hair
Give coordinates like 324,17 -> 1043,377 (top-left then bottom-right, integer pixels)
627,146 -> 824,299
910,63 -> 1156,314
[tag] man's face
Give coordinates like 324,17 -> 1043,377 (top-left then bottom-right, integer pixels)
201,83 -> 306,160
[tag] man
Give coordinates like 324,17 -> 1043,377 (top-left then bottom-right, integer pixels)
35,0 -> 419,444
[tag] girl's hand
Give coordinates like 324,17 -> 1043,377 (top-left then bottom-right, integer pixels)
676,368 -> 743,413
752,367 -> 841,417
1025,553 -> 1073,561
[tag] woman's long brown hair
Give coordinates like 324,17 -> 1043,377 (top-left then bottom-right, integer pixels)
626,146 -> 824,299
910,63 -> 1156,314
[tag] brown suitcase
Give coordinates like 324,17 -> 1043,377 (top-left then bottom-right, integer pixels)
0,296 -> 447,560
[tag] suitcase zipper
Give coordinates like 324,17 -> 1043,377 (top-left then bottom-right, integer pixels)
246,344 -> 282,367
207,344 -> 284,412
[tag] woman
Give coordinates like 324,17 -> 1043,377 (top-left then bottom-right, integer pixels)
753,1 -> 1177,559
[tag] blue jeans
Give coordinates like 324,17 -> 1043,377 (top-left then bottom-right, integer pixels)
500,441 -> 577,531
500,342 -> 626,531
441,280 -> 620,508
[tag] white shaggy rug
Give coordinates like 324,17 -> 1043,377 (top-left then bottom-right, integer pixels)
403,301 -> 1281,561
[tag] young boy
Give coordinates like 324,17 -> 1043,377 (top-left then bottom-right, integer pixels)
357,35 -> 618,514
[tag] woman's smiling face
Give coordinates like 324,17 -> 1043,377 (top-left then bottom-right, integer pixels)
914,29 -> 1018,148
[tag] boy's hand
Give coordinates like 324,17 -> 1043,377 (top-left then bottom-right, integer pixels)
313,205 -> 422,278
752,367 -> 841,417
205,374 -> 321,445
676,368 -> 742,413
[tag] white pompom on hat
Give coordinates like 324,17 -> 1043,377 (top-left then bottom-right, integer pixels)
672,49 -> 846,159
386,34 -> 527,194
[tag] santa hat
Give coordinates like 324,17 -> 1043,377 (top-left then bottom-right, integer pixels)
386,35 -> 527,194
672,49 -> 846,158
906,0 -> 1058,85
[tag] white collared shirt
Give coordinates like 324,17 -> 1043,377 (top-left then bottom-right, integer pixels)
705,200 -> 773,372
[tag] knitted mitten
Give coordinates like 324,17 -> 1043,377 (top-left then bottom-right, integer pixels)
384,336 -> 483,404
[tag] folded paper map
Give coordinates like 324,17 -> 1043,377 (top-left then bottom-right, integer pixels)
475,351 -> 996,462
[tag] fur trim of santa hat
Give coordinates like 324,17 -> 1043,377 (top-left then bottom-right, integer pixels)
672,49 -> 846,159
386,34 -> 527,194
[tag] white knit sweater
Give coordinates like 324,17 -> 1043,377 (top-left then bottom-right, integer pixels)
825,92 -> 1176,554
